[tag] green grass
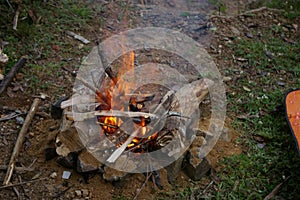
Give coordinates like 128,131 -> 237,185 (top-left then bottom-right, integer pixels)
0,0 -> 95,95
215,6 -> 300,199
252,0 -> 300,18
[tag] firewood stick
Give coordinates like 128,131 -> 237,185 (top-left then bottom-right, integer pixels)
65,31 -> 90,44
97,122 -> 119,128
0,165 -> 34,172
106,90 -> 175,163
12,6 -> 20,30
95,110 -> 157,119
0,57 -> 27,96
152,90 -> 174,114
106,128 -> 140,163
0,178 -> 47,190
96,42 -> 118,85
75,76 -> 110,106
3,98 -> 41,185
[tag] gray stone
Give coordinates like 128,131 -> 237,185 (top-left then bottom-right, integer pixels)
75,190 -> 82,197
184,155 -> 211,181
81,189 -> 89,197
230,26 -> 240,36
77,149 -> 102,173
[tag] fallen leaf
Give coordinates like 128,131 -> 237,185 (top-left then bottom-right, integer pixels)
51,44 -> 61,51
243,86 -> 251,92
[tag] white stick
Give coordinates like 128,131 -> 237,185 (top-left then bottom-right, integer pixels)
95,110 -> 157,119
106,128 -> 140,163
66,31 -> 90,44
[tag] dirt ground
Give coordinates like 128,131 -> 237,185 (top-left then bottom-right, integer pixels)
0,0 -> 298,199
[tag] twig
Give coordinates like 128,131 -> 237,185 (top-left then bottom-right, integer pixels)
264,176 -> 291,200
12,6 -> 20,30
0,56 -> 27,96
97,122 -> 119,129
3,98 -> 41,185
0,112 -> 24,122
199,180 -> 214,196
6,0 -> 14,12
12,186 -> 20,199
65,31 -> 90,44
60,94 -> 96,109
0,165 -> 34,173
133,172 -> 152,200
152,90 -> 174,114
239,7 -> 283,16
75,76 -> 110,105
95,110 -> 157,119
0,178 -> 47,190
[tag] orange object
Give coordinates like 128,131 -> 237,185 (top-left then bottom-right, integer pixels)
285,89 -> 300,154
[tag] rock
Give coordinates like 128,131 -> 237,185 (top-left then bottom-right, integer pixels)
223,76 -> 232,82
56,152 -> 78,168
246,32 -> 253,38
51,96 -> 69,119
184,154 -> 211,181
75,190 -> 82,197
56,126 -> 84,157
103,166 -> 128,182
165,152 -> 186,183
183,135 -> 211,180
50,172 -> 57,179
219,127 -> 232,142
16,116 -> 24,125
230,26 -> 240,36
266,50 -> 274,59
77,149 -> 102,173
81,189 -> 89,197
277,81 -> 285,86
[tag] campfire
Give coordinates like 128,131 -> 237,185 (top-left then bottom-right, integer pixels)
48,28 -> 226,185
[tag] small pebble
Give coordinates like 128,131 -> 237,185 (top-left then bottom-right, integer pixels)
75,190 -> 82,197
50,172 -> 57,179
16,116 -> 24,125
223,76 -> 232,82
257,143 -> 266,149
82,189 -> 89,197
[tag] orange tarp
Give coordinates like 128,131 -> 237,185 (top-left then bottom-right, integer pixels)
285,89 -> 300,154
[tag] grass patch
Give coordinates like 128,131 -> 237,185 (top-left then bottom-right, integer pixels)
0,0 -> 96,95
216,9 -> 300,200
252,0 -> 300,18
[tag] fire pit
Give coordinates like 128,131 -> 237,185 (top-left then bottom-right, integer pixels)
47,27 -> 226,184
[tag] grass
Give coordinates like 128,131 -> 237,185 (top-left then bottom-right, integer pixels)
0,0 -> 95,95
214,2 -> 300,199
